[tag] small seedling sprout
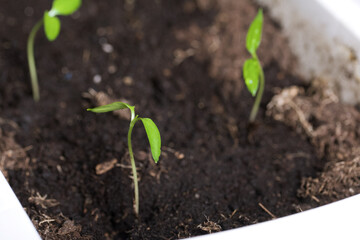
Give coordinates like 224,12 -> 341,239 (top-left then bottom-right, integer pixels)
243,9 -> 264,123
87,102 -> 162,216
27,0 -> 82,101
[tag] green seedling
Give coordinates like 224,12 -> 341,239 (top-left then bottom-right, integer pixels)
27,0 -> 82,101
242,9 -> 264,123
87,102 -> 161,216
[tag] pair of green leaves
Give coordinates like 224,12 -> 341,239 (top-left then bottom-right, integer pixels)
87,102 -> 162,163
44,0 -> 82,41
243,9 -> 263,96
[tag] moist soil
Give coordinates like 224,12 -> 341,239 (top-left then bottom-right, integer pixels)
1,0 -> 359,239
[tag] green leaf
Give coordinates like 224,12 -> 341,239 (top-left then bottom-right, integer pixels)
246,9 -> 263,57
140,118 -> 161,163
51,0 -> 82,16
87,102 -> 135,120
243,58 -> 260,96
44,11 -> 61,41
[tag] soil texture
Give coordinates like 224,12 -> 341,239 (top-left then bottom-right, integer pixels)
1,0 -> 359,239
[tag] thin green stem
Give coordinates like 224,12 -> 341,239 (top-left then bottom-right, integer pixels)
128,118 -> 139,216
249,56 -> 265,123
27,19 -> 43,102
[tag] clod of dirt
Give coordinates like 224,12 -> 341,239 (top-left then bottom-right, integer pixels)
267,80 -> 360,201
1,0 -> 358,239
58,220 -> 82,236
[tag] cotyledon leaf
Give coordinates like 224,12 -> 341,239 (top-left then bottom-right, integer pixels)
243,58 -> 260,96
51,0 -> 82,16
140,118 -> 161,163
44,11 -> 61,41
246,9 -> 263,57
87,102 -> 135,120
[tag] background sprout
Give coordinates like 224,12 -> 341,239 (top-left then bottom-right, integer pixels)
87,102 -> 162,216
242,9 -> 264,123
27,0 -> 82,101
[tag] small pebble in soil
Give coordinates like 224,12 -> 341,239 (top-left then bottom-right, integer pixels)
175,151 -> 185,159
102,43 -> 114,53
195,193 -> 200,199
93,74 -> 102,84
123,76 -> 133,86
96,159 -> 117,175
108,65 -> 117,74
56,165 -> 63,174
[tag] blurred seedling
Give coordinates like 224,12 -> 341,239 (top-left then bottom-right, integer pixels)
27,0 -> 82,101
242,9 -> 264,123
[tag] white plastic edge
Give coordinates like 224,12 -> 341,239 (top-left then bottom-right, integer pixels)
316,0 -> 360,47
0,171 -> 41,240
1,2 -> 360,240
190,194 -> 360,240
256,0 -> 360,104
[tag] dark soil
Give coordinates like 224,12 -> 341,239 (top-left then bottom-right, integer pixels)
1,0 -> 359,239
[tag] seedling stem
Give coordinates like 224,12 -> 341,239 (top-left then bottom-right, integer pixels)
249,54 -> 265,123
27,19 -> 43,102
128,116 -> 140,215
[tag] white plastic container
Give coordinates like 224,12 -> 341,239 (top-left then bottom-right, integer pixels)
257,0 -> 360,104
1,1 -> 359,239
0,171 -> 41,240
